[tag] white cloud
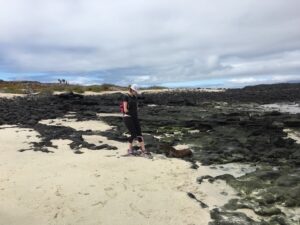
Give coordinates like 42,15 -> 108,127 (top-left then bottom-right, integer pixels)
228,74 -> 300,87
126,75 -> 151,82
229,77 -> 258,84
0,0 -> 299,86
68,76 -> 101,85
271,75 -> 300,82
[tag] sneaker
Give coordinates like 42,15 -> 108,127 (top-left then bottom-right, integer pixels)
132,149 -> 142,156
122,150 -> 135,157
142,151 -> 153,159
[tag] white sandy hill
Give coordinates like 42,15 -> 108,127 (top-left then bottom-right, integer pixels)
0,114 -> 256,225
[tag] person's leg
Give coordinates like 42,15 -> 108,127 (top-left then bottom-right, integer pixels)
137,136 -> 152,158
123,116 -> 137,153
128,142 -> 133,152
133,116 -> 149,154
137,136 -> 145,151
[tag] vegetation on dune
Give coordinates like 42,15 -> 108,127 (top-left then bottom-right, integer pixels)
140,85 -> 168,90
0,80 -> 168,94
0,81 -> 127,94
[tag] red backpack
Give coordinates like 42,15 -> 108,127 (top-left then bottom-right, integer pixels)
119,94 -> 128,114
119,101 -> 125,114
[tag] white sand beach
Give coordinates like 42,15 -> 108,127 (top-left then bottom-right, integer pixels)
0,93 -> 26,98
1,92 -> 300,224
0,114 -> 256,225
0,88 -> 225,99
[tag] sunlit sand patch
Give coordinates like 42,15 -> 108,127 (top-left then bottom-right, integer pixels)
153,135 -> 163,140
0,93 -> 26,98
236,208 -> 262,222
0,126 -> 41,151
54,89 -> 225,97
188,129 -> 200,134
0,121 -> 266,225
0,124 -> 19,129
284,128 -> 300,144
63,112 -> 77,118
173,144 -> 190,150
47,139 -> 73,152
186,162 -> 258,220
82,134 -> 126,153
260,103 -> 300,114
39,118 -> 112,131
204,163 -> 257,178
0,125 -> 214,225
195,179 -> 237,208
97,113 -> 123,117
279,206 -> 300,224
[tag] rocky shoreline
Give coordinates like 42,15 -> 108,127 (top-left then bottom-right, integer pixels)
1,83 -> 300,224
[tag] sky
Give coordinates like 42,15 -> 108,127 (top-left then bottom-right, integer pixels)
0,0 -> 300,88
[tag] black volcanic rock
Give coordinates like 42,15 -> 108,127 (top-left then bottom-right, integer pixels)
284,119 -> 300,127
57,91 -> 83,99
209,208 -> 261,225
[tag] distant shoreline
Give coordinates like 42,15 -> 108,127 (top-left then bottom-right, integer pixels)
1,82 -> 300,105
0,88 -> 226,98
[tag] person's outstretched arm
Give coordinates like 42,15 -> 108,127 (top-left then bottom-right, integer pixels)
123,101 -> 129,114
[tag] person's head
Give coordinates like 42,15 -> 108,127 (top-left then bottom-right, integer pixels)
129,84 -> 139,95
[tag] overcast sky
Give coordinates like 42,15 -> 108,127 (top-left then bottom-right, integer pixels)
0,0 -> 299,87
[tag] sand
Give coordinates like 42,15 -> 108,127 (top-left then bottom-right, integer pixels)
1,91 -> 299,224
82,88 -> 225,95
284,128 -> 300,144
260,103 -> 300,114
0,93 -> 26,98
0,88 -> 224,99
0,113 -> 259,225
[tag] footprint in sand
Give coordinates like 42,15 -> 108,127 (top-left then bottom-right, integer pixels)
55,186 -> 63,197
78,192 -> 90,195
104,187 -> 117,198
137,193 -> 144,198
92,200 -> 107,207
53,212 -> 59,219
129,203 -> 150,219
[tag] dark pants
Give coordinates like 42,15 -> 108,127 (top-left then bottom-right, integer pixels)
123,115 -> 143,143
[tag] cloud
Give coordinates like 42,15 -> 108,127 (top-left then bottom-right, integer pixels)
229,77 -> 258,84
272,75 -> 300,82
227,74 -> 300,88
0,0 -> 299,86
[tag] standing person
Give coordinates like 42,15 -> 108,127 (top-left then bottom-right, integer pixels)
122,84 -> 152,158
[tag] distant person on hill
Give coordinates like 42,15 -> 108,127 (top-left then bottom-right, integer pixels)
122,84 -> 152,158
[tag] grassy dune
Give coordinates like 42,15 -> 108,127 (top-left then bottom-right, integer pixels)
0,81 -> 126,94
0,81 -> 168,94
